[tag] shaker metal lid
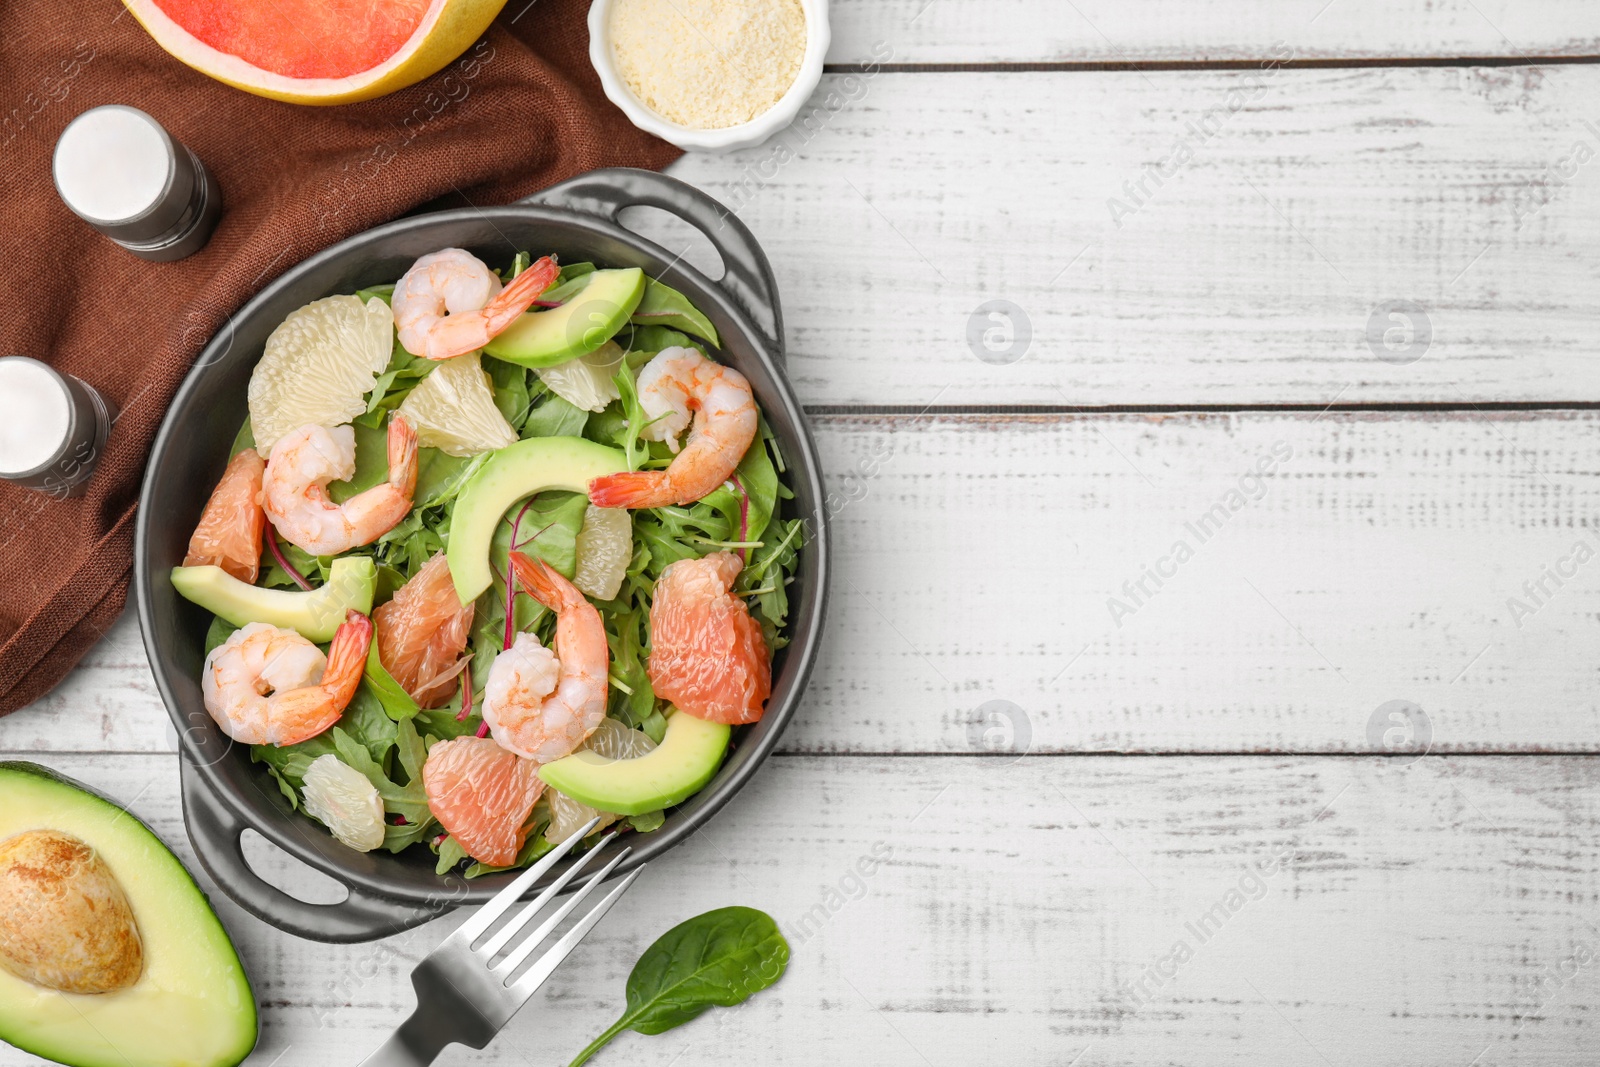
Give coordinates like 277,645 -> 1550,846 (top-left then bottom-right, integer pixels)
52,105 -> 197,244
0,357 -> 73,477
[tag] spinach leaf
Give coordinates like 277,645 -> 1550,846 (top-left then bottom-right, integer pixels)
566,907 -> 789,1067
485,355 -> 531,428
327,420 -> 390,504
414,703 -> 481,741
414,449 -> 484,509
229,418 -> 256,458
628,278 -> 720,346
623,324 -> 707,359
556,261 -> 597,285
203,615 -> 237,656
521,387 -> 591,439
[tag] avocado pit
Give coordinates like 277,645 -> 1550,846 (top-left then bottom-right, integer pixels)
0,829 -> 143,994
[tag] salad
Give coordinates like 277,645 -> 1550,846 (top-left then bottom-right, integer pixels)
172,248 -> 802,877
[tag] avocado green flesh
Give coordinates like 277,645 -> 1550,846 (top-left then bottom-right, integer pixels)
483,268 -> 645,368
538,712 -> 731,816
447,437 -> 628,603
170,556 -> 376,642
0,763 -> 257,1067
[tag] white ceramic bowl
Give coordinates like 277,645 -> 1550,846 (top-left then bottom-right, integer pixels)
588,0 -> 830,154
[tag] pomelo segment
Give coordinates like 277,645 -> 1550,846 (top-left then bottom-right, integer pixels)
123,0 -> 509,105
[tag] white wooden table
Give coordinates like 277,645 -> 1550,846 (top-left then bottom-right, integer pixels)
12,3 -> 1600,1064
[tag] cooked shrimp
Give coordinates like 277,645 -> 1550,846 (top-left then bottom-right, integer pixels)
262,415 -> 418,556
481,552 -> 610,763
374,551 -> 474,708
184,448 -> 267,583
391,249 -> 560,361
201,611 -> 373,746
587,347 -> 758,509
648,551 -> 771,725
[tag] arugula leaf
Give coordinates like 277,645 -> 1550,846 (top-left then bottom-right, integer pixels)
339,686 -> 400,763
463,831 -> 556,879
566,907 -> 789,1067
627,810 -> 665,833
384,817 -> 438,853
263,764 -> 301,808
434,834 -> 470,875
329,724 -> 432,825
250,735 -> 337,793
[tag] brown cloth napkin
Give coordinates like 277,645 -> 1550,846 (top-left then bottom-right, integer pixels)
0,1 -> 680,715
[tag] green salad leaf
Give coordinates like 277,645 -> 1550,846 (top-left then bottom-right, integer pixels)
566,907 -> 789,1067
362,640 -> 421,721
629,277 -> 720,346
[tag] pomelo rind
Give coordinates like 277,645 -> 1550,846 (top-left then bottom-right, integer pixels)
121,0 -> 509,106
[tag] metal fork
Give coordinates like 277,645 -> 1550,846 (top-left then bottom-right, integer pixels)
358,818 -> 641,1067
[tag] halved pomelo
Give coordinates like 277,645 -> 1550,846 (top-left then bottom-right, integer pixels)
122,0 -> 509,106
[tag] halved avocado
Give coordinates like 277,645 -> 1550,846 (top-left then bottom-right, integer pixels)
538,711 -> 731,816
170,556 -> 376,642
447,437 -> 627,603
0,763 -> 256,1067
483,268 -> 646,368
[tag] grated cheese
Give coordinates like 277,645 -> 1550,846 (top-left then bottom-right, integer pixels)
609,0 -> 807,130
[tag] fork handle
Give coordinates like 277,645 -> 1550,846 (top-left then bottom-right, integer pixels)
356,1009 -> 456,1067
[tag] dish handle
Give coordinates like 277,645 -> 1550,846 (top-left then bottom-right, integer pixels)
522,167 -> 786,362
180,754 -> 452,943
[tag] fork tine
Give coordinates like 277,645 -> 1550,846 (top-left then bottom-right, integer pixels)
476,831 -> 622,959
453,816 -> 602,945
506,866 -> 645,997
492,847 -> 633,978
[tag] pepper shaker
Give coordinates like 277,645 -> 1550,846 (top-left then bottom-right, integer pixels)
0,357 -> 115,498
52,105 -> 221,262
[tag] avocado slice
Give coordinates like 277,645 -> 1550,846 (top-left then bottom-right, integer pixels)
483,268 -> 646,368
170,556 -> 376,642
0,762 -> 256,1067
538,711 -> 731,816
447,437 -> 627,603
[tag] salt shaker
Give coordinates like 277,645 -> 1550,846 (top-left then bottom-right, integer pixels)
52,105 -> 221,262
0,357 -> 115,498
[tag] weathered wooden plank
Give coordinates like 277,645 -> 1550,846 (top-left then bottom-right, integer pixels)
16,412 -> 1600,755
4,753 -> 1595,1067
655,66 -> 1600,406
826,0 -> 1600,64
